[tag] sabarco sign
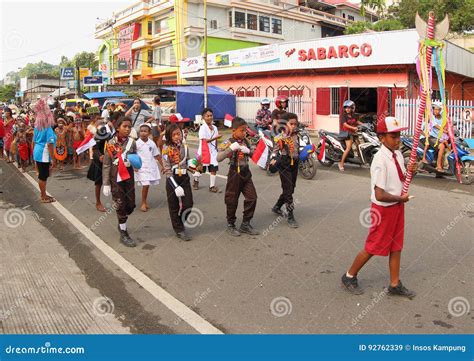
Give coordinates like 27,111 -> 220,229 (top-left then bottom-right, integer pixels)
286,43 -> 373,62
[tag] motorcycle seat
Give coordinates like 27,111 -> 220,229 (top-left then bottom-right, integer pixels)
326,132 -> 348,140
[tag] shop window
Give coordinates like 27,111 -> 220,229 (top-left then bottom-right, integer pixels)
330,87 -> 340,115
154,18 -> 169,34
342,13 -> 346,18
148,21 -> 152,35
147,49 -> 153,68
259,15 -> 270,32
348,15 -> 355,21
210,20 -> 218,29
153,46 -> 174,68
228,11 -> 233,27
247,13 -> 258,30
133,51 -> 142,70
235,11 -> 246,28
272,18 -> 282,34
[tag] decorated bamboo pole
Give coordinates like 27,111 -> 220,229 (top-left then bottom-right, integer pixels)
402,11 -> 436,195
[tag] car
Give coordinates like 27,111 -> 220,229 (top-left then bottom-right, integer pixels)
102,98 -> 151,112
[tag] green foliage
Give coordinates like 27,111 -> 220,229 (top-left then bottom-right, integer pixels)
345,21 -> 373,35
0,84 -> 16,102
344,19 -> 405,34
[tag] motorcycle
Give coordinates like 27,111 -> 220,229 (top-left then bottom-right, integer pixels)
247,124 -> 317,180
400,134 -> 473,184
316,123 -> 380,168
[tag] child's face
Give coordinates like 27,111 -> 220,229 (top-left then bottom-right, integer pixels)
118,121 -> 132,138
287,118 -> 298,135
433,107 -> 441,117
203,111 -> 213,125
344,106 -> 352,114
172,128 -> 182,144
233,124 -> 247,140
379,132 -> 401,151
139,127 -> 150,140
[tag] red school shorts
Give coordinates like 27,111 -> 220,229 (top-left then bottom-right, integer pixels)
365,202 -> 405,256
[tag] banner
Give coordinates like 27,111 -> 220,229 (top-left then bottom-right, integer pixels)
83,76 -> 103,86
60,67 -> 75,80
79,68 -> 90,79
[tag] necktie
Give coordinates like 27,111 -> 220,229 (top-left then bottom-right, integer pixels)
392,152 -> 406,182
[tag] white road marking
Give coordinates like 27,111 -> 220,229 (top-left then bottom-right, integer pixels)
20,170 -> 223,335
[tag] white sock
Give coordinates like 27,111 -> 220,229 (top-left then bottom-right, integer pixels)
346,272 -> 354,278
119,223 -> 127,231
210,174 -> 216,188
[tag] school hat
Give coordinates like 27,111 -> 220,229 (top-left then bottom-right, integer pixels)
169,113 -> 190,123
376,116 -> 408,134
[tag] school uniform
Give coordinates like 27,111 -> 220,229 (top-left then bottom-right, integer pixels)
87,139 -> 106,185
102,136 -> 137,224
162,142 -> 193,234
198,123 -> 219,172
136,138 -> 161,186
365,144 -> 406,256
217,138 -> 257,227
272,133 -> 300,213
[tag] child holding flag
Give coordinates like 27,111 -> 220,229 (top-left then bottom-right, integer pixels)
270,113 -> 300,228
102,117 -> 138,247
162,123 -> 194,241
198,108 -> 222,192
217,117 -> 259,237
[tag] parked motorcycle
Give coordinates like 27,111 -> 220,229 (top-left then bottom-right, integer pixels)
316,123 -> 381,168
400,135 -> 473,184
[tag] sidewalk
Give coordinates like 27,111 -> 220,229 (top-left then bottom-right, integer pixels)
0,201 -> 130,334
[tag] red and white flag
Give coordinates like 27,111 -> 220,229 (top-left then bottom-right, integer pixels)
75,132 -> 96,155
200,139 -> 211,164
317,138 -> 326,162
251,139 -> 269,168
117,150 -> 131,183
224,113 -> 233,128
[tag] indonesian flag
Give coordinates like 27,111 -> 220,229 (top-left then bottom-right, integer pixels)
251,139 -> 269,168
317,138 -> 326,162
117,150 -> 131,183
76,132 -> 96,155
200,139 -> 211,164
224,113 -> 233,128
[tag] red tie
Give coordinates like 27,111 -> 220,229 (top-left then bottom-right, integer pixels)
392,152 -> 406,182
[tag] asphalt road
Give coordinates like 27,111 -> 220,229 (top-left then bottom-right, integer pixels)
1,139 -> 472,334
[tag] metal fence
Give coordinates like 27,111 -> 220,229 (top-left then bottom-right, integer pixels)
235,96 -> 314,127
395,97 -> 473,139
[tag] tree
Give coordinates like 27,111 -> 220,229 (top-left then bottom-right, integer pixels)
345,18 -> 406,34
345,21 -> 373,34
360,0 -> 386,17
388,0 -> 474,33
18,61 -> 58,78
72,51 -> 98,70
0,84 -> 16,102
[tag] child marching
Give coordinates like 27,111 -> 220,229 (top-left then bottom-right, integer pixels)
135,123 -> 163,212
54,118 -> 68,171
102,116 -> 138,247
217,117 -> 259,237
162,123 -> 194,241
269,113 -> 300,228
198,108 -> 222,192
341,116 -> 417,298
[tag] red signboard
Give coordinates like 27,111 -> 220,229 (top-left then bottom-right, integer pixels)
118,24 -> 135,72
297,43 -> 372,62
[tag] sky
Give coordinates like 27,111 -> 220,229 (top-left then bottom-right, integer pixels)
0,0 -> 130,80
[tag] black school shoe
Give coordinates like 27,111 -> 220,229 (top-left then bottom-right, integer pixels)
119,229 -> 137,247
239,221 -> 260,235
341,273 -> 364,295
272,204 -> 284,216
176,231 -> 192,241
227,224 -> 241,237
387,281 -> 416,299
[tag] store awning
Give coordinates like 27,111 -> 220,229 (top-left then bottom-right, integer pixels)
83,91 -> 127,100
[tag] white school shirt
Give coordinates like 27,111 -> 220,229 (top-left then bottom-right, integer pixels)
370,144 -> 406,207
136,138 -> 161,182
198,123 -> 219,166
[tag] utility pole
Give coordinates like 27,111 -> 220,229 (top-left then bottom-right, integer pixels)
204,0 -> 208,108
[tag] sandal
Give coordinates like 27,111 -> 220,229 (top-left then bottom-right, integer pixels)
40,196 -> 56,203
338,164 -> 345,172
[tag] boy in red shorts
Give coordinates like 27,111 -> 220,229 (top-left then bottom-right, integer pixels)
341,116 -> 417,299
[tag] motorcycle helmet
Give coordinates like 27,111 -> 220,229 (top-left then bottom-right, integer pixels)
432,101 -> 443,113
343,100 -> 355,109
275,95 -> 289,109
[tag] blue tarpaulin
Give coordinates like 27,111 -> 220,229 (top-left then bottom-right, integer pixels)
160,86 -> 236,120
83,91 -> 127,100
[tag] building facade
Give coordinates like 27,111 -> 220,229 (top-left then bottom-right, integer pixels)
94,0 -> 376,85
